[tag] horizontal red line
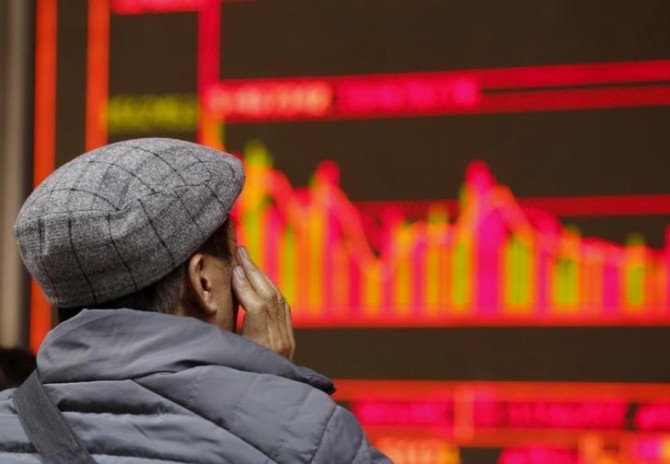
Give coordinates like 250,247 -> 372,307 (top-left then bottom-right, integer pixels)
111,0 -> 202,14
476,85 -> 670,114
477,60 -> 670,89
111,0 -> 253,14
521,195 -> 670,217
215,60 -> 670,91
355,193 -> 670,218
293,315 -> 670,328
206,61 -> 670,122
210,83 -> 670,122
333,379 -> 670,399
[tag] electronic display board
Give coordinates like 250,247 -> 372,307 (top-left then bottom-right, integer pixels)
33,0 -> 670,462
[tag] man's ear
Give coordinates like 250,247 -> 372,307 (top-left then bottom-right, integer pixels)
185,252 -> 217,318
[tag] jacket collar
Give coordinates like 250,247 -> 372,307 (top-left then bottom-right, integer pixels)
37,309 -> 335,394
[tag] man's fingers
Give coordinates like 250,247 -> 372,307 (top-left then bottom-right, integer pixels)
232,265 -> 266,314
236,247 -> 276,300
232,261 -> 295,360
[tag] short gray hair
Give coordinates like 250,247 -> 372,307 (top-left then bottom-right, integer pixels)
58,219 -> 232,322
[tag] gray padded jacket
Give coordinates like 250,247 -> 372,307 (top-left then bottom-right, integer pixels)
0,309 -> 391,463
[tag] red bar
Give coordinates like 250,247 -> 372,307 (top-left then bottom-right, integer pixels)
477,85 -> 670,115
111,0 -> 203,14
31,0 -> 58,353
293,312 -> 670,328
475,60 -> 670,89
520,194 -> 670,217
209,60 -> 670,92
111,0 -> 254,15
204,81 -> 670,124
86,0 -> 110,150
333,380 -> 670,402
196,0 -> 221,143
33,0 -> 57,189
204,67 -> 670,122
356,193 -> 670,220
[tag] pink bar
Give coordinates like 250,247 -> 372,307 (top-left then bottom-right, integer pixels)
499,447 -> 578,464
504,400 -> 628,429
111,0 -> 254,14
476,210 -> 505,314
111,0 -> 203,14
603,261 -> 620,316
634,402 -> 670,431
470,163 -> 501,314
196,0 -> 221,143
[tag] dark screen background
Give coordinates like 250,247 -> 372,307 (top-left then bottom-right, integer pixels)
57,0 -> 670,245
50,0 -> 670,387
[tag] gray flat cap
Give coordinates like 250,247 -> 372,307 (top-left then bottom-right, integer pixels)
14,138 -> 245,307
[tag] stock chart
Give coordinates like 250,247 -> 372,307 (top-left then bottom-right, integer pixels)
34,0 -> 670,462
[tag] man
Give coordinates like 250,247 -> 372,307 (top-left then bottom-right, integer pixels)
0,138 -> 391,463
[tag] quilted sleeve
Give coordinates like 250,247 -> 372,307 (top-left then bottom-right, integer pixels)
310,405 -> 393,464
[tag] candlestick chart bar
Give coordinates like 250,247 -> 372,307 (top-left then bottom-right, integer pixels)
234,142 -> 670,327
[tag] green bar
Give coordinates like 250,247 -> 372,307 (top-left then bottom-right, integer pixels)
517,239 -> 531,306
551,260 -> 558,306
625,233 -> 646,307
452,240 -> 470,308
626,233 -> 645,247
561,259 -> 579,307
243,140 -> 272,260
282,226 -> 296,304
554,258 -> 578,308
626,265 -> 645,307
555,260 -> 564,306
245,139 -> 271,166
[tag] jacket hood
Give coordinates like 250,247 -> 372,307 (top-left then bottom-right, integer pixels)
37,308 -> 335,394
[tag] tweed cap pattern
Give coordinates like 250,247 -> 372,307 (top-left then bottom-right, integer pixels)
14,138 -> 245,307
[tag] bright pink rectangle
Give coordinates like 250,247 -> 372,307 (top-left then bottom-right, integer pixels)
111,0 -> 203,14
204,61 -> 670,122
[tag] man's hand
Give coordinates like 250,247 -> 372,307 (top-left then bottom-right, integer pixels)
232,246 -> 296,360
